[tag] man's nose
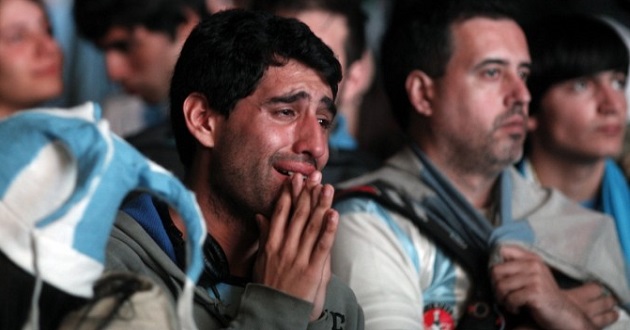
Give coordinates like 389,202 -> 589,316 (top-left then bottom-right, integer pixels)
292,116 -> 328,166
104,52 -> 131,82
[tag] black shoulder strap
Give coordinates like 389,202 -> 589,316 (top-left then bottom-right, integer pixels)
335,180 -> 480,275
335,180 -> 507,329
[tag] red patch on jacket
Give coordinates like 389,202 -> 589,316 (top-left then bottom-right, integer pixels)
423,303 -> 455,330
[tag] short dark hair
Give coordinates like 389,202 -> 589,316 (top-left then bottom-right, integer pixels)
170,9 -> 342,171
250,0 -> 367,68
73,0 -> 208,42
527,15 -> 629,115
382,0 -> 517,130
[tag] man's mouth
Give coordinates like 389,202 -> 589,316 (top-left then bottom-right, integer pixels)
277,169 -> 295,176
273,157 -> 317,178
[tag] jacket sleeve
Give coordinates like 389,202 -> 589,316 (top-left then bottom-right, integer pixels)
106,212 -> 364,329
307,276 -> 365,330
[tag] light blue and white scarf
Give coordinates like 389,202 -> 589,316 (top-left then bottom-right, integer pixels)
0,102 -> 205,330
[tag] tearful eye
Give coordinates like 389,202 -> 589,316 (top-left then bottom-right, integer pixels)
318,118 -> 332,130
276,109 -> 296,118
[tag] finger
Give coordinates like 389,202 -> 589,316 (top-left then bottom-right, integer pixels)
306,171 -> 322,188
492,259 -> 550,305
291,173 -> 304,201
315,183 -> 334,209
492,270 -> 528,306
498,285 -> 533,314
267,181 -> 292,251
587,294 -> 619,317
491,257 -> 536,282
568,282 -> 606,303
296,185 -> 326,261
589,308 -> 619,329
305,171 -> 322,207
301,184 -> 335,255
283,179 -> 315,255
498,244 -> 539,262
309,208 -> 338,268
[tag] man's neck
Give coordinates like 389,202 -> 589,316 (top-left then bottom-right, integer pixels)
528,150 -> 605,203
421,144 -> 502,210
443,166 -> 500,210
171,198 -> 259,278
178,163 -> 260,279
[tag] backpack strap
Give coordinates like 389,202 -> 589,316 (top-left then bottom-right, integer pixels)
335,179 -> 506,329
335,180 -> 481,274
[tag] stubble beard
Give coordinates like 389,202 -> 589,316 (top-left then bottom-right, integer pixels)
483,105 -> 527,172
207,160 -> 269,229
450,106 -> 526,177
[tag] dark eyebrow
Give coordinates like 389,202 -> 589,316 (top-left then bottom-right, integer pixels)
100,39 -> 130,52
474,58 -> 531,71
473,59 -> 508,70
266,91 -> 311,104
265,91 -> 337,117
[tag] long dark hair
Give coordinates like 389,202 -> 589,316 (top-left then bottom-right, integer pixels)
527,14 -> 629,115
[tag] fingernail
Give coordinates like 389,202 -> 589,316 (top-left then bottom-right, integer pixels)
322,184 -> 333,197
309,171 -> 322,183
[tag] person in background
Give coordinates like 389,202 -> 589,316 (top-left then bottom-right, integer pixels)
250,0 -> 380,183
331,1 -> 629,329
205,0 -> 247,12
106,9 -> 363,329
73,0 -> 209,178
0,0 -> 62,119
519,14 -> 630,266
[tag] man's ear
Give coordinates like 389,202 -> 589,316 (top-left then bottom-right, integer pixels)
405,70 -> 435,116
183,93 -> 218,148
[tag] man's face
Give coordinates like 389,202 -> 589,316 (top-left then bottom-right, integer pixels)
428,18 -> 531,173
209,59 -> 335,217
534,70 -> 627,161
99,26 -> 183,104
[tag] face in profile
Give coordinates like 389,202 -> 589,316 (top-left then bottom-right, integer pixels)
0,0 -> 62,117
533,70 -> 627,161
98,25 -> 187,105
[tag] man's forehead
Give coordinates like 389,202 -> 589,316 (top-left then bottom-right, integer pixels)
261,62 -> 333,92
449,17 -> 530,65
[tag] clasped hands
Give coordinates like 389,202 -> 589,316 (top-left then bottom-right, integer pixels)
253,171 -> 337,321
